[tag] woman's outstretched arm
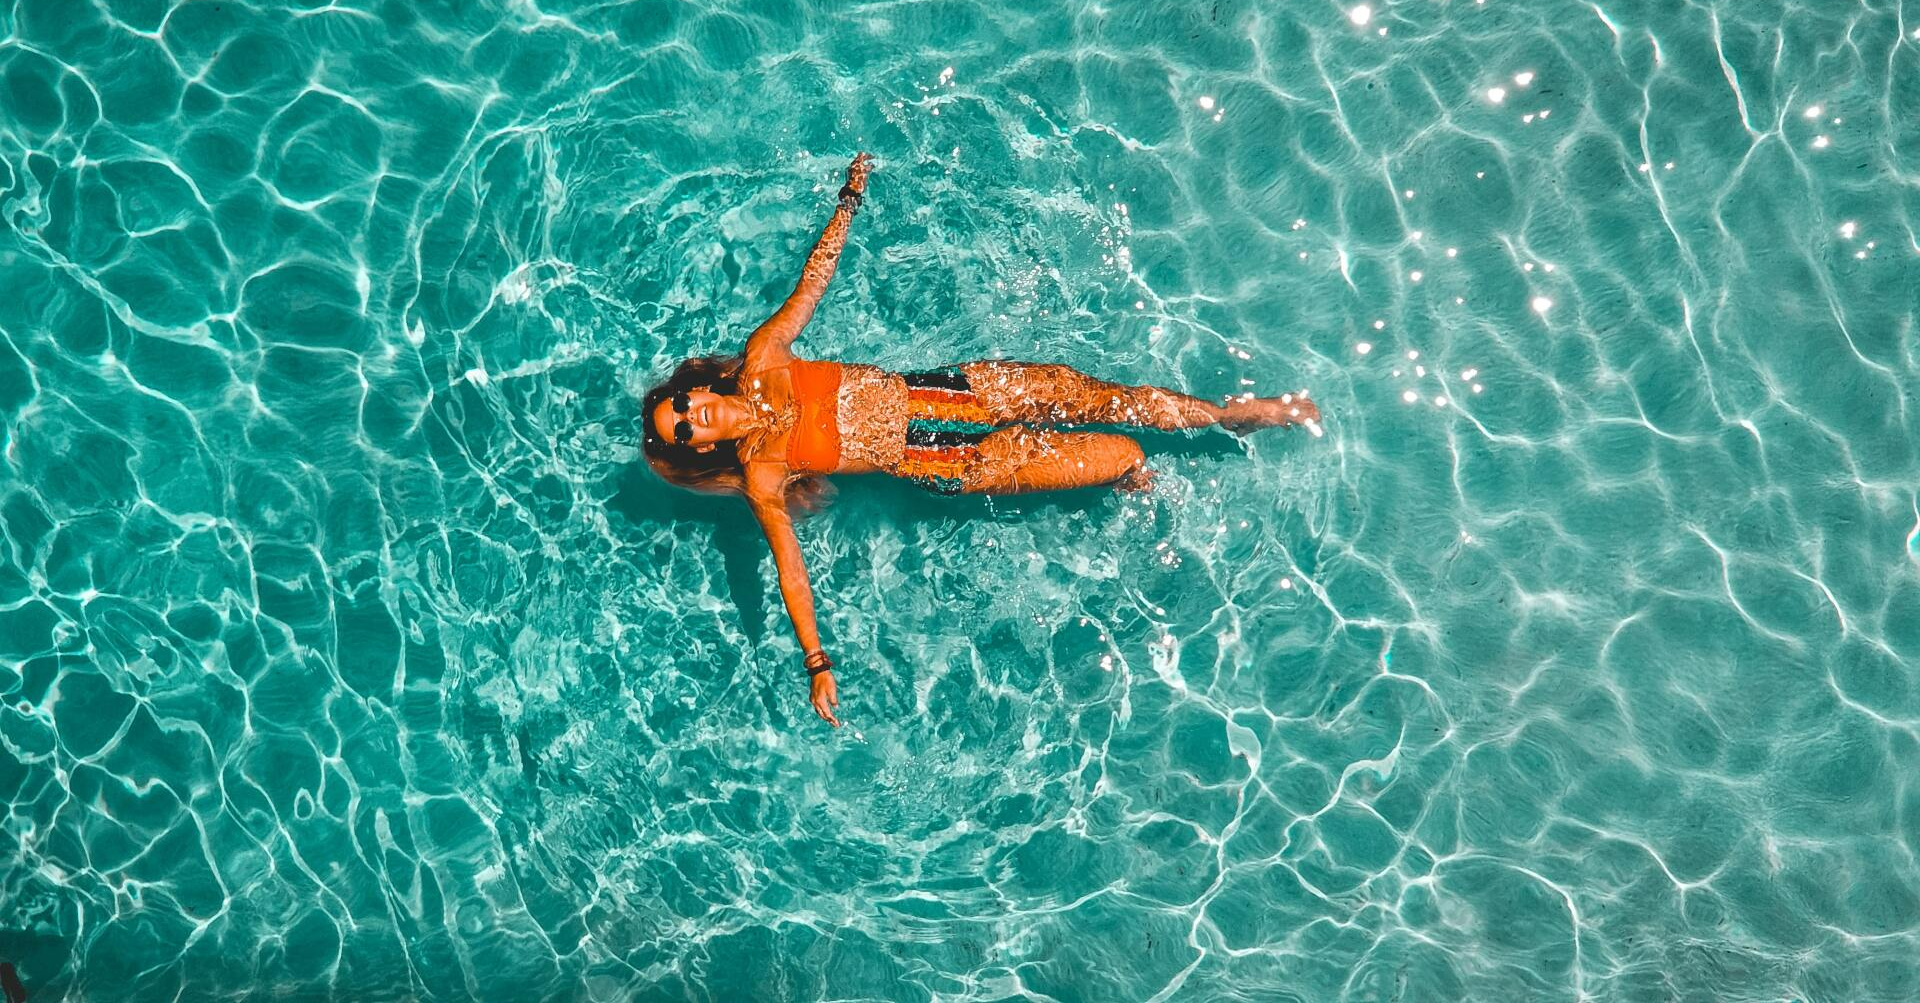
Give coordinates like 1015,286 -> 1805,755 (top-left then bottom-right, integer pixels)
744,153 -> 873,365
745,469 -> 841,727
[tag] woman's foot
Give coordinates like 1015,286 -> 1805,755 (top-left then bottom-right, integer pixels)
1220,392 -> 1319,432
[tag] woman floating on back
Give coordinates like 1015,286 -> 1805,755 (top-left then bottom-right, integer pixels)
642,153 -> 1319,727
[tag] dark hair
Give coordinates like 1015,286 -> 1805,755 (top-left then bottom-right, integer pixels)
640,354 -> 833,514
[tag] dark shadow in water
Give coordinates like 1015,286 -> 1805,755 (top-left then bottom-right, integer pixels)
602,427 -> 1256,640
604,460 -> 773,645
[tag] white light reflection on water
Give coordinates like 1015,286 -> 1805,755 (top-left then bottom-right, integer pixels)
8,0 -> 1913,999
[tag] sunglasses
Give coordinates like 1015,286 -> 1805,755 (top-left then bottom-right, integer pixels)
670,391 -> 694,445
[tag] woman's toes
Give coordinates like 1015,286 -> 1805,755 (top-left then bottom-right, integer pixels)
1283,397 -> 1320,424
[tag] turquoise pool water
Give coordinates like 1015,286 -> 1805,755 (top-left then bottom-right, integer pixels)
3,0 -> 1919,999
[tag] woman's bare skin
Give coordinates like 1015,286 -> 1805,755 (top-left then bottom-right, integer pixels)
648,153 -> 1319,727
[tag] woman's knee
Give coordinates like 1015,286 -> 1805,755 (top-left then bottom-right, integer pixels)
957,429 -> 1143,494
963,362 -> 1123,425
1050,436 -> 1144,495
1054,433 -> 1145,485
959,361 -> 1081,400
958,360 -> 1075,381
1108,435 -> 1146,478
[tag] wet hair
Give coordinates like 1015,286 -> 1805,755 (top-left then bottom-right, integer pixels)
640,354 -> 832,514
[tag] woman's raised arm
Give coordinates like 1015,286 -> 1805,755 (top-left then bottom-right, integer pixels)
744,152 -> 873,365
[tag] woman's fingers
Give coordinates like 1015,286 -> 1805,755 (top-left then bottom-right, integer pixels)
810,671 -> 842,726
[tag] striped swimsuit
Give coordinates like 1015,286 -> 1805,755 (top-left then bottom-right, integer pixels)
895,368 -> 997,495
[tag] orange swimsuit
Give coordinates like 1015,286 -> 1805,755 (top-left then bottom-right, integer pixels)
784,359 -> 842,473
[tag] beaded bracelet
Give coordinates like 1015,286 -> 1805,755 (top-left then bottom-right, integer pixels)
805,650 -> 835,676
837,184 -> 864,214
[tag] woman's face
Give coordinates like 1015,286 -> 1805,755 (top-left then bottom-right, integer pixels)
652,387 -> 730,450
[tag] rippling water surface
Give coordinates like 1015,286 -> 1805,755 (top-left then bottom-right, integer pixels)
3,0 -> 1919,999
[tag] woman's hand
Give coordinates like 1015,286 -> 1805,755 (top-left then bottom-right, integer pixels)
845,152 -> 874,195
810,670 -> 841,728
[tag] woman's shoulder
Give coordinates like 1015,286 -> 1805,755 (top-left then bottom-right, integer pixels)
742,339 -> 798,374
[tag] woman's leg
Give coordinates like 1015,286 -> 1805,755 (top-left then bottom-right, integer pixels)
956,361 -> 1312,430
958,361 -> 1220,429
958,427 -> 1151,494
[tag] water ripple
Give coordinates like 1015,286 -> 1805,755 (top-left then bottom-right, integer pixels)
2,0 -> 1919,999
